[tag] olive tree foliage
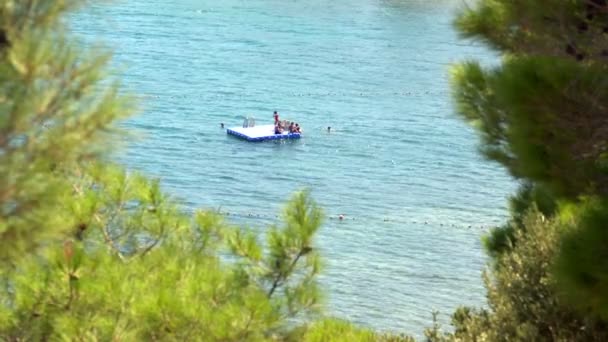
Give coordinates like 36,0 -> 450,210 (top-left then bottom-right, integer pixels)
0,1 -> 365,340
443,211 -> 608,342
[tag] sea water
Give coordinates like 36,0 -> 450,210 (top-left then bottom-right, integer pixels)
72,0 -> 515,335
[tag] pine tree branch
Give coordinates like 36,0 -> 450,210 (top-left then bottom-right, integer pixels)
0,29 -> 8,49
236,308 -> 257,340
139,222 -> 169,257
94,214 -> 125,260
267,249 -> 305,298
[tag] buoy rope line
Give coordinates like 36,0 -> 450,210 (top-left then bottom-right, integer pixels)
214,210 -> 502,231
135,91 -> 450,99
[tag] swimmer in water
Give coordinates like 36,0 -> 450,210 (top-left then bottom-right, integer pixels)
327,126 -> 331,132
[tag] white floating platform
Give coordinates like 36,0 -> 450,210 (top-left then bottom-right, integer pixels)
227,125 -> 301,142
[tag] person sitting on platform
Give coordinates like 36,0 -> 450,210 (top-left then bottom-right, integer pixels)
295,123 -> 302,134
274,123 -> 283,134
273,111 -> 279,124
288,122 -> 295,133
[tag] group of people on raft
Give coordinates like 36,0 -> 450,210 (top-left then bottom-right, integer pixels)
273,111 -> 302,135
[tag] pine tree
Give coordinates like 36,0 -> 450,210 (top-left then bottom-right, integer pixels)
1,175 -> 327,339
0,1 -> 351,340
448,0 -> 608,337
0,0 -> 134,265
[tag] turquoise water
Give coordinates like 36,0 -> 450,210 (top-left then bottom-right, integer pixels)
73,0 -> 515,335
